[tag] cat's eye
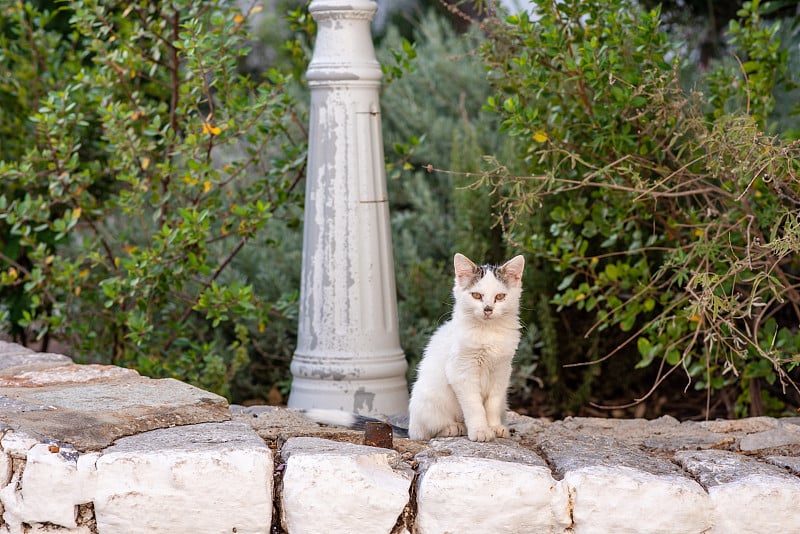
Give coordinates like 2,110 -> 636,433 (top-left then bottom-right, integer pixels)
471,292 -> 482,300
495,293 -> 506,302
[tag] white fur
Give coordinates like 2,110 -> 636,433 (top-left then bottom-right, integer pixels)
300,408 -> 360,428
408,253 -> 525,442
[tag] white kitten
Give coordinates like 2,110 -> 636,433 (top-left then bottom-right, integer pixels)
408,252 -> 525,442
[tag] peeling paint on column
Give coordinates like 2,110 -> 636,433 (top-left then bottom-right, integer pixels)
288,0 -> 408,416
353,387 -> 375,413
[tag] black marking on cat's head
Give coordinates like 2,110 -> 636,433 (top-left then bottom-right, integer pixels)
454,253 -> 525,290
474,264 -> 498,285
453,254 -> 525,289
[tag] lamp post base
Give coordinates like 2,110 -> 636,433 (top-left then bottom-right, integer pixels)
288,351 -> 409,416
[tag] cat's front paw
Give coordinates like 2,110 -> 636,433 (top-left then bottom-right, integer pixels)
468,426 -> 495,442
491,425 -> 509,438
438,422 -> 467,437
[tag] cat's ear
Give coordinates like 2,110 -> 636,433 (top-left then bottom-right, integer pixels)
453,253 -> 477,288
500,255 -> 525,287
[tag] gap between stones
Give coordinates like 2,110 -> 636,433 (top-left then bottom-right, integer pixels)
270,445 -> 288,534
390,468 -> 419,534
524,438 -> 577,529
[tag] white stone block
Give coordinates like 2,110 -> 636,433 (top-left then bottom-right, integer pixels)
20,444 -> 87,528
0,450 -> 10,487
565,465 -> 711,534
0,430 -> 40,459
708,474 -> 800,532
93,422 -> 272,534
76,451 -> 100,498
416,455 -> 570,534
281,437 -> 412,533
26,526 -> 93,534
677,449 -> 800,532
0,467 -> 23,531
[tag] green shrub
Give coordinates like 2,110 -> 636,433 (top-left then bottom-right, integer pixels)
377,11 -> 544,387
0,1 -> 307,398
479,0 -> 800,416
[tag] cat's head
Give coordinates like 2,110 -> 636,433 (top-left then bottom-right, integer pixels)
452,253 -> 525,323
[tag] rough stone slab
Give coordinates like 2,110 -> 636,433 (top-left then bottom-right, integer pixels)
676,449 -> 800,532
537,434 -> 711,533
766,455 -> 800,475
538,434 -> 687,478
0,349 -> 71,373
419,436 -> 549,467
93,421 -> 272,534
0,363 -> 139,388
0,341 -> 34,356
229,405 -> 431,457
415,438 -> 570,533
505,411 -> 551,435
280,436 -> 412,534
699,416 -> 778,434
739,420 -> 800,453
231,404 -> 348,441
543,416 -> 733,451
0,377 -> 230,451
782,417 -> 800,428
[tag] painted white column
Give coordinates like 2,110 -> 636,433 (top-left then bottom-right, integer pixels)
288,0 -> 409,415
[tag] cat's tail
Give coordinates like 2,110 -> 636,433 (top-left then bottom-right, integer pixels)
300,409 -> 409,438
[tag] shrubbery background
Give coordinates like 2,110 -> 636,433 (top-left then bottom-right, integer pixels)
2,0 -> 799,418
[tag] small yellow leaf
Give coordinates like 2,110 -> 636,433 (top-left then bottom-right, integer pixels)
251,4 -> 263,13
7,267 -> 18,281
201,123 -> 221,136
234,13 -> 244,23
689,314 -> 701,323
141,157 -> 150,170
79,269 -> 89,278
203,181 -> 212,193
72,207 -> 82,220
533,130 -> 549,143
693,229 -> 703,238
74,286 -> 81,297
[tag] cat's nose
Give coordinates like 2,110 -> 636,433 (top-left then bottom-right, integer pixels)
483,306 -> 493,317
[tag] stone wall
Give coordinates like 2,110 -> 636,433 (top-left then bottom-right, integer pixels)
3,341 -> 800,533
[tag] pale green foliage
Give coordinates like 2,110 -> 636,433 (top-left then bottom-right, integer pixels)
377,12 -> 541,388
0,1 -> 306,398
480,0 -> 800,415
